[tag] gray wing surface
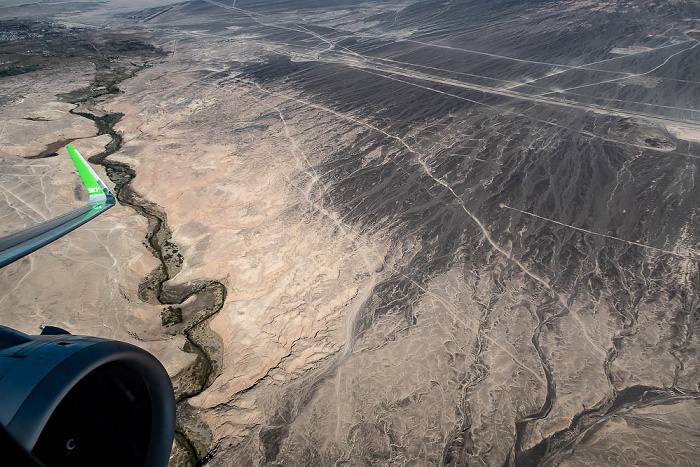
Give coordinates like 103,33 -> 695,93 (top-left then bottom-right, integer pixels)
0,147 -> 115,268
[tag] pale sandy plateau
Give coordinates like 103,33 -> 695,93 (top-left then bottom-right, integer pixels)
1,1 -> 700,466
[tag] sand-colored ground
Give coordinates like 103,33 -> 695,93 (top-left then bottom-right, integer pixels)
0,52 -> 193,378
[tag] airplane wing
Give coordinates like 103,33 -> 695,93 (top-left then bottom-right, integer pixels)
0,146 -> 116,268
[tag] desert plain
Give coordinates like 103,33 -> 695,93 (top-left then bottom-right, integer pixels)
1,1 -> 700,466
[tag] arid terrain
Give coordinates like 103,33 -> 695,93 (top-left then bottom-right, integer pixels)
1,1 -> 700,466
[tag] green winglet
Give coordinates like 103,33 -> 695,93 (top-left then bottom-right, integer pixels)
0,146 -> 115,267
81,203 -> 106,222
67,145 -> 104,197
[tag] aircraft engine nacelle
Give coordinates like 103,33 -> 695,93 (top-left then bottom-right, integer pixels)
0,325 -> 175,467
